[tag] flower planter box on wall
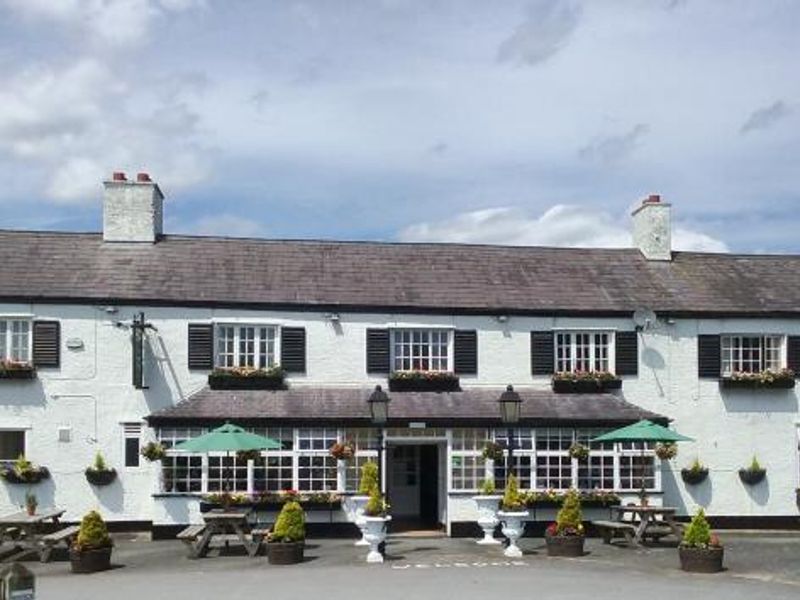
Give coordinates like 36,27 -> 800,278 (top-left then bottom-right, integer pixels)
529,499 -> 621,509
0,366 -> 37,380
719,377 -> 795,390
208,373 -> 286,390
552,378 -> 622,394
199,499 -> 342,513
388,374 -> 461,392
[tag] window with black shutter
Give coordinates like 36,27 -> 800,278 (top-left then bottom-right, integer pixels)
187,323 -> 214,370
32,320 -> 60,368
615,331 -> 639,376
698,334 -> 721,378
366,329 -> 390,373
787,336 -> 800,377
453,330 -> 478,375
280,327 -> 306,373
531,331 -> 555,375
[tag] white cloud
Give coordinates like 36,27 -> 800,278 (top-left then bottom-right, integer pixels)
398,204 -> 729,253
497,0 -> 582,66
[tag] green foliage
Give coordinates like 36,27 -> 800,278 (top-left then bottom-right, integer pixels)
500,474 -> 525,511
24,492 -> 37,512
358,460 -> 380,496
748,456 -> 763,472
140,442 -> 166,462
554,488 -> 584,535
271,501 -> 306,543
75,510 -> 112,551
688,457 -> 705,473
13,455 -> 34,475
92,452 -> 108,471
682,508 -> 714,548
478,478 -> 496,495
364,488 -> 389,517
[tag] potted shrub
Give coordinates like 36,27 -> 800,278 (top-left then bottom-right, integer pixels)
362,488 -> 391,563
388,370 -> 460,392
738,456 -> 766,485
655,442 -> 678,461
24,492 -> 38,516
681,458 -> 709,485
472,478 -> 502,545
140,442 -> 166,462
208,365 -> 286,390
568,443 -> 590,462
85,452 -> 117,486
551,371 -> 622,393
679,508 -> 724,573
545,488 -> 585,557
267,500 -> 305,565
0,455 -> 49,484
351,460 -> 379,547
70,510 -> 113,573
497,474 -> 529,558
329,440 -> 355,461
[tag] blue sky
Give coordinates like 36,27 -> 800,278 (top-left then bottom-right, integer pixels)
0,0 -> 798,252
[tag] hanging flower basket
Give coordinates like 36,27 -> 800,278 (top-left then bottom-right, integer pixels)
388,371 -> 460,392
481,442 -> 505,462
85,468 -> 118,486
1,466 -> 49,484
140,442 -> 166,462
681,467 -> 709,485
655,443 -> 678,460
568,443 -> 590,462
208,366 -> 286,390
329,441 -> 355,461
738,468 -> 766,486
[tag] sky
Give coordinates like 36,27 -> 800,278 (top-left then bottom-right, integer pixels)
0,0 -> 798,253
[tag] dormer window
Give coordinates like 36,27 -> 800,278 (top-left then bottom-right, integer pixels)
215,325 -> 277,369
0,319 -> 31,364
721,335 -> 784,376
555,331 -> 612,373
391,329 -> 452,372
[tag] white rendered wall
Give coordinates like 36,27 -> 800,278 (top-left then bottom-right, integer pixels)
1,303 -> 798,526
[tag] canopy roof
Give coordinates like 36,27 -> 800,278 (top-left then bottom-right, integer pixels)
591,419 -> 692,443
173,422 -> 282,452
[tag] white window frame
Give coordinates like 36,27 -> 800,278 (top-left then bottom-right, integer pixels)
121,422 -> 143,470
720,334 -> 786,376
214,324 -> 279,369
390,328 -> 454,373
554,330 -> 615,374
0,428 -> 28,463
0,318 -> 33,364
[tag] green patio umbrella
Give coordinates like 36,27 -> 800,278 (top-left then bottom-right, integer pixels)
174,423 -> 282,495
591,420 -> 693,504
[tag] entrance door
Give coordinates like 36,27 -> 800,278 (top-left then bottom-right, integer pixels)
388,444 -> 440,530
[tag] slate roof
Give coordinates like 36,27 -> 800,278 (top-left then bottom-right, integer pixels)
145,386 -> 666,426
2,230 -> 800,315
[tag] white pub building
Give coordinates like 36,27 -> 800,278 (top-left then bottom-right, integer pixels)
1,173 -> 799,537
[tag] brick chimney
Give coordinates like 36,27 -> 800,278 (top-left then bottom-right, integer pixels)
103,172 -> 164,243
631,194 -> 671,261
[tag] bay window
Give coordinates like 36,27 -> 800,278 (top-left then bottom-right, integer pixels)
215,325 -> 277,369
391,329 -> 451,372
0,319 -> 31,363
556,331 -> 612,373
721,334 -> 784,375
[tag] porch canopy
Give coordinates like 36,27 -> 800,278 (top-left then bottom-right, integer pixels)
146,387 -> 666,428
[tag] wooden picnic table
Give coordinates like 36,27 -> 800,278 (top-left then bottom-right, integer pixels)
184,510 -> 260,559
0,508 -> 76,562
609,505 -> 684,545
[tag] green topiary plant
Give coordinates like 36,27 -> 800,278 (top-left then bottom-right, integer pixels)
682,508 -> 720,548
270,501 -> 306,543
91,452 -> 107,471
748,456 -> 762,472
552,488 -> 583,536
74,510 -> 112,551
358,460 -> 380,496
13,455 -> 34,476
500,474 -> 525,512
478,478 -> 496,495
364,487 -> 389,517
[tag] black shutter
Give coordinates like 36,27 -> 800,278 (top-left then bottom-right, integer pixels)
698,334 -> 721,378
32,320 -> 60,368
615,331 -> 639,376
366,329 -> 390,374
787,336 -> 800,376
187,323 -> 214,370
453,330 -> 478,375
281,327 -> 306,373
531,331 -> 554,375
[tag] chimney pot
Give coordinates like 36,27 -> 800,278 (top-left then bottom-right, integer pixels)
112,171 -> 127,181
136,172 -> 151,183
646,194 -> 661,203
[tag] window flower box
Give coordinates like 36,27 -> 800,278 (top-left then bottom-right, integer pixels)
719,369 -> 795,390
0,360 -> 36,380
199,491 -> 342,513
523,490 -> 621,509
388,371 -> 460,392
551,371 -> 622,393
208,366 -> 286,390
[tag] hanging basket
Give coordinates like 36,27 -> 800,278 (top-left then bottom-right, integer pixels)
738,468 -> 766,486
680,468 -> 709,485
1,467 -> 49,484
85,469 -> 118,486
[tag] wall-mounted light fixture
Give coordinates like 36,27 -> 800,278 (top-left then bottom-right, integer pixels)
324,312 -> 341,322
495,315 -> 509,323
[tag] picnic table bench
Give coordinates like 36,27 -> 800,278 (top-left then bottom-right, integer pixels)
593,520 -> 636,545
594,506 -> 684,546
40,525 -> 80,562
0,508 -> 74,563
180,510 -> 262,559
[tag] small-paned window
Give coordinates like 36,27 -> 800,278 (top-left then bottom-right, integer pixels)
215,325 -> 277,369
555,331 -> 612,373
391,329 -> 451,372
721,335 -> 784,375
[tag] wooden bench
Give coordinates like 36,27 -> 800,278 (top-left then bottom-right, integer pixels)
250,528 -> 271,554
39,525 -> 80,562
593,520 -> 636,545
177,524 -> 207,558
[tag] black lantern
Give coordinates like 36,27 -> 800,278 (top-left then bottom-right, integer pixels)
498,385 -> 522,424
368,385 -> 391,425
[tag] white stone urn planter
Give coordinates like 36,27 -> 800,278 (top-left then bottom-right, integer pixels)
350,495 -> 371,546
472,495 -> 502,545
497,510 -> 529,558
363,515 -> 392,563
